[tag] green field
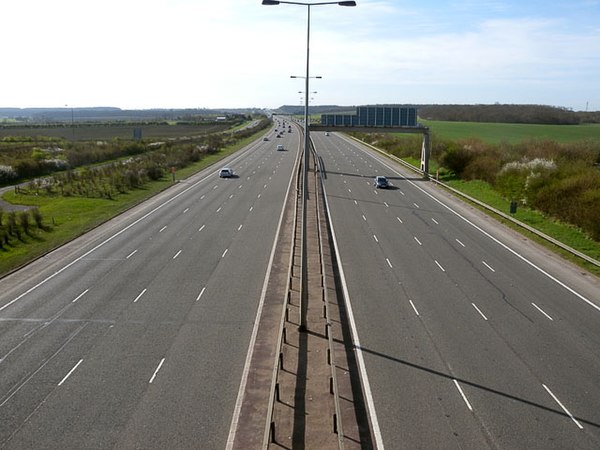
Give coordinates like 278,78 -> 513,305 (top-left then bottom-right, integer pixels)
419,120 -> 600,144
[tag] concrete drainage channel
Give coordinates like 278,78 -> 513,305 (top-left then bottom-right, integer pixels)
228,137 -> 373,449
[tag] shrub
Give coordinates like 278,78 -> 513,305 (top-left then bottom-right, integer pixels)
440,142 -> 475,176
0,165 -> 18,183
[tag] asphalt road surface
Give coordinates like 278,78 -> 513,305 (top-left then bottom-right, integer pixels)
0,124 -> 299,449
313,131 -> 600,449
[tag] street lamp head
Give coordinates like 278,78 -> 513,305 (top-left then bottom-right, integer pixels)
338,1 -> 357,5
262,0 -> 280,5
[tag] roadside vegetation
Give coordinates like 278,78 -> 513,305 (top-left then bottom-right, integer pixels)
351,121 -> 600,274
0,117 -> 270,275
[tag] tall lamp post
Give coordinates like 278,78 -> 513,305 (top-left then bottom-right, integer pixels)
262,0 -> 356,331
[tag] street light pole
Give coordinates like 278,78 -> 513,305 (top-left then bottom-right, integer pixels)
262,0 -> 356,331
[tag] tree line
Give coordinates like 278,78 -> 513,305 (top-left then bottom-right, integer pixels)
418,104 -> 600,125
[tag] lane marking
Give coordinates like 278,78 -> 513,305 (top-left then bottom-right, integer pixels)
397,217 -> 403,224
159,226 -> 167,233
542,384 -> 583,429
72,289 -> 89,303
386,258 -> 393,268
431,218 -> 439,225
258,194 -> 262,199
229,194 -> 234,199
455,238 -> 466,247
183,208 -> 189,214
413,202 -> 420,208
354,200 -> 358,205
126,249 -> 138,259
173,250 -> 182,260
216,207 -> 222,213
379,161 -> 600,314
373,235 -> 379,243
149,358 -> 165,384
472,303 -> 488,321
237,224 -> 243,231
409,300 -> 420,316
199,224 -> 206,232
384,202 -> 389,208
435,260 -> 446,272
454,379 -> 473,411
400,191 -> 405,196
222,249 -> 229,258
133,288 -> 147,303
58,359 -> 84,386
362,215 -> 367,221
196,287 -> 206,302
482,260 -> 496,272
227,153 -> 298,449
532,302 -> 554,321
414,237 -> 422,246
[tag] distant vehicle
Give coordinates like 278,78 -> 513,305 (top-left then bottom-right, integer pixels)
325,132 -> 330,136
219,168 -> 234,178
288,128 -> 292,133
276,134 -> 282,138
374,176 -> 389,189
277,144 -> 284,151
263,137 -> 269,141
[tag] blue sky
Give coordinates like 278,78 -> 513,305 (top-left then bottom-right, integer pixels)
2,0 -> 599,110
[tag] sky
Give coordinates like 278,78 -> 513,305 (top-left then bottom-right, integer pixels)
2,0 -> 599,111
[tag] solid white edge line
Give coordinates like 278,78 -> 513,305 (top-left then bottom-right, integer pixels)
318,163 -> 385,449
149,358 -> 165,384
58,359 -> 83,386
226,149 -> 297,450
472,303 -> 489,321
196,287 -> 206,302
342,134 -> 600,314
532,302 -> 554,321
453,379 -> 473,411
542,384 -> 583,429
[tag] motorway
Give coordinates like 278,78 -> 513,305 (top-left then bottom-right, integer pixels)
313,131 -> 600,449
0,123 -> 299,449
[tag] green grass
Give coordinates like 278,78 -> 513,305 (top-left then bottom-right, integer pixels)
419,120 -> 600,144
398,156 -> 600,275
0,130 -> 266,276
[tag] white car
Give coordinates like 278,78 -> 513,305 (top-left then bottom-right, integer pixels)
219,168 -> 234,178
